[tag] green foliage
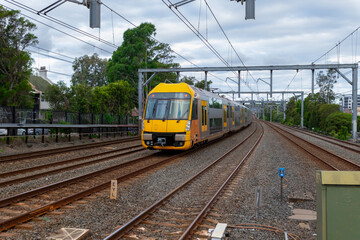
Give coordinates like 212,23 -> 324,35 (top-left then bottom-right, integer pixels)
44,81 -> 71,111
71,53 -> 108,87
194,80 -> 212,91
0,6 -> 38,108
316,69 -> 337,104
69,84 -> 93,113
324,112 -> 351,134
106,22 -> 179,104
180,76 -> 195,85
318,104 -> 340,130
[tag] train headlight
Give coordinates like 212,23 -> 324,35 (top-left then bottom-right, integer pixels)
186,120 -> 191,131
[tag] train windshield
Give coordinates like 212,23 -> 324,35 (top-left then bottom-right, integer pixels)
145,92 -> 191,120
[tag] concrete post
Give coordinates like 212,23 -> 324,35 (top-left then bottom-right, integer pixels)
352,67 -> 358,140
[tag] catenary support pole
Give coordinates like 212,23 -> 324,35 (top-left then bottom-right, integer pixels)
205,71 -> 208,90
311,69 -> 315,97
138,72 -> 144,133
352,67 -> 358,140
238,71 -> 241,98
270,70 -> 273,98
301,92 -> 304,128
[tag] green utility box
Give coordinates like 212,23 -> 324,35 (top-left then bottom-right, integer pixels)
316,171 -> 360,240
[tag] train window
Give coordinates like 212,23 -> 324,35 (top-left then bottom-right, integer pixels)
144,99 -> 156,119
209,98 -> 222,109
201,105 -> 207,126
155,100 -> 169,119
168,99 -> 191,120
191,98 -> 198,120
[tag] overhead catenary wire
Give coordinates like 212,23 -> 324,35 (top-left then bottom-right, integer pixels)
312,25 -> 360,64
6,0 -> 118,49
27,49 -> 73,64
28,46 -> 75,60
1,3 -> 113,55
102,0 -> 230,84
164,0 -> 257,95
203,0 -> 258,89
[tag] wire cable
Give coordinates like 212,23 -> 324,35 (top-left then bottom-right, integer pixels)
6,0 -> 118,49
312,25 -> 360,64
1,3 -> 113,54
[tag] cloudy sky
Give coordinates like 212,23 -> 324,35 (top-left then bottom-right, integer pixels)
2,0 -> 360,102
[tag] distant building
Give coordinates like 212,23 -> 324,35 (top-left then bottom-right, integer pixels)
29,66 -> 53,111
340,94 -> 360,116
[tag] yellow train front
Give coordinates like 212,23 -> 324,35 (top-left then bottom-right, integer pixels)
141,83 -> 252,150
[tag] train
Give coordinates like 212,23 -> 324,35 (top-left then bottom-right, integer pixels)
141,82 -> 252,150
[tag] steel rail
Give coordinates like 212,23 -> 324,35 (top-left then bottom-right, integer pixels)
103,123 -> 259,240
276,123 -> 360,154
266,122 -> 360,171
0,144 -> 143,178
0,146 -> 144,187
0,136 -> 139,162
0,126 -> 251,231
179,122 -> 264,239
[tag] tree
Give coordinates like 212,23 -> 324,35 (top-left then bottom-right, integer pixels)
106,23 -> 179,92
0,6 -> 38,107
194,80 -> 212,91
44,81 -> 71,111
180,76 -> 195,85
92,81 -> 135,115
69,84 -> 94,113
316,69 -> 337,104
71,53 -> 108,87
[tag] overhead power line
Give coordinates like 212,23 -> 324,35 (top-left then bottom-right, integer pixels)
312,25 -> 360,64
2,2 -> 113,54
29,46 -> 75,60
102,1 -> 229,84
27,49 -> 74,64
203,0 -> 258,91
6,0 -> 118,49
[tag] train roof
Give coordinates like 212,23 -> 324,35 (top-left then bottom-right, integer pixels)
150,83 -> 249,109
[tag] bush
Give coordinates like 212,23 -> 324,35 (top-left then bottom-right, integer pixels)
324,112 -> 351,134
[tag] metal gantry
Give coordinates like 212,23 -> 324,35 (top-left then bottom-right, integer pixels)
138,63 -> 358,140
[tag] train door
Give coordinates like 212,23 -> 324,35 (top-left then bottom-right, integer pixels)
201,101 -> 208,132
223,105 -> 227,128
232,106 -> 235,126
191,98 -> 200,143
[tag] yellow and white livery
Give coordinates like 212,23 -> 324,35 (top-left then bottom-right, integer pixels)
141,83 -> 252,150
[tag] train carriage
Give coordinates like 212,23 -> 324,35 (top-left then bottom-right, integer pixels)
141,83 -> 252,150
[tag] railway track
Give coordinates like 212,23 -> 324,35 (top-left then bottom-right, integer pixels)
265,122 -> 360,171
0,144 -> 144,187
0,125 -> 252,232
0,136 -> 139,163
275,123 -> 360,154
104,122 -> 263,239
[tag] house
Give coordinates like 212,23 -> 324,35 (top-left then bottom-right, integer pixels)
29,66 -> 53,111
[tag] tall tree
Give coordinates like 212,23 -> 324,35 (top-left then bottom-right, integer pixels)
106,23 -> 179,89
316,69 -> 338,104
71,53 -> 108,87
0,6 -> 38,107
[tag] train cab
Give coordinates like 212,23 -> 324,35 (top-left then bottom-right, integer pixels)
142,83 -> 195,150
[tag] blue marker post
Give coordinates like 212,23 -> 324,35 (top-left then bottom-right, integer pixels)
279,168 -> 285,201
